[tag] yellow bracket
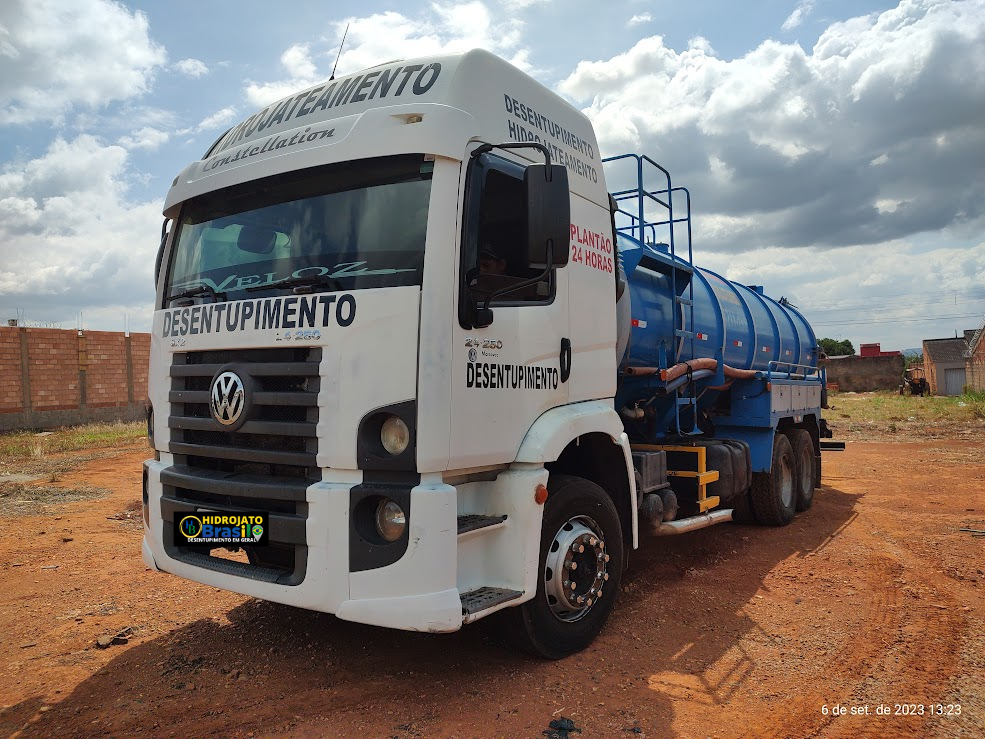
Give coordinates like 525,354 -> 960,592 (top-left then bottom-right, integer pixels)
632,443 -> 721,512
698,496 -> 721,512
667,470 -> 720,484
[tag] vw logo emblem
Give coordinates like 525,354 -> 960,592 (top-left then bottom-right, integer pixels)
210,371 -> 246,426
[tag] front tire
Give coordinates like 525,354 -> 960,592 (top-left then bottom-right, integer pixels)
503,475 -> 623,659
750,433 -> 796,526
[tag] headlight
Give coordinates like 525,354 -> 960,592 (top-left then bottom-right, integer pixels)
375,498 -> 406,542
380,415 -> 410,455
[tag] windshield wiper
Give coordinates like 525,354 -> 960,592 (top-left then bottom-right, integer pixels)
245,275 -> 343,294
167,284 -> 226,305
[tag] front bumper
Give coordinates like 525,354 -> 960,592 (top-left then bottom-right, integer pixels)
142,459 -> 463,632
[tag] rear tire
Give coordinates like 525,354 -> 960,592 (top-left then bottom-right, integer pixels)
502,474 -> 623,659
750,433 -> 796,526
729,489 -> 756,524
786,429 -> 816,512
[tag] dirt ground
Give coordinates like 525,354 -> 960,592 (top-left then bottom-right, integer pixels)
1,426 -> 983,737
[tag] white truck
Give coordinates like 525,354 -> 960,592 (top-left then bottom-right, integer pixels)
143,49 -> 828,658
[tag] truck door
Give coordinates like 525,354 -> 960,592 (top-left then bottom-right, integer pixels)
448,149 -> 570,469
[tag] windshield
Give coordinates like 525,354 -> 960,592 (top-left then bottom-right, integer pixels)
164,154 -> 432,304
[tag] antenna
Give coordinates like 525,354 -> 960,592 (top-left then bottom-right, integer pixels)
330,23 -> 350,81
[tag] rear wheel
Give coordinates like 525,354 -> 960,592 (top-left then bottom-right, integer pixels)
502,475 -> 623,659
786,429 -> 816,512
729,488 -> 756,524
750,433 -> 796,526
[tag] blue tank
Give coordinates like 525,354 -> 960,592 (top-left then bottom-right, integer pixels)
614,233 -> 819,429
617,234 -> 817,371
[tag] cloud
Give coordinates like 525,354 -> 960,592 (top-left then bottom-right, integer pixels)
501,0 -> 551,9
245,43 -> 323,108
628,13 -> 652,27
194,106 -> 239,133
698,238 -> 985,347
281,44 -> 317,80
0,0 -> 167,125
244,2 -> 530,107
559,0 -> 985,255
0,135 -> 160,329
782,1 -> 815,32
174,58 -> 208,78
117,127 -> 169,151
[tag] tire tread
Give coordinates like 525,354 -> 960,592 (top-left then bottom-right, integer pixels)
749,434 -> 796,526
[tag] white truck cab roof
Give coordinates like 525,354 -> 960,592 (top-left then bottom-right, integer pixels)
164,48 -> 606,217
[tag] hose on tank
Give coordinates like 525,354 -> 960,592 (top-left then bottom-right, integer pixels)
624,358 -> 759,382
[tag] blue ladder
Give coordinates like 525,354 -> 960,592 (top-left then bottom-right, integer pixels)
603,153 -> 698,435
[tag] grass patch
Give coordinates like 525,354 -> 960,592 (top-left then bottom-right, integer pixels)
0,420 -> 145,465
0,481 -> 109,516
831,391 -> 985,424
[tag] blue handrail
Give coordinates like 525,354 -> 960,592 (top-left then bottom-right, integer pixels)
603,153 -> 697,434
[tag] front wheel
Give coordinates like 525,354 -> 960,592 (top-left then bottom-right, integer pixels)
502,475 -> 623,659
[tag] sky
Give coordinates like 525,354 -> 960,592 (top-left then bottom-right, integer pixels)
0,0 -> 983,352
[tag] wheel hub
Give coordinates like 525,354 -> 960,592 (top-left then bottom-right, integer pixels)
545,516 -> 609,622
780,455 -> 794,508
799,448 -> 812,493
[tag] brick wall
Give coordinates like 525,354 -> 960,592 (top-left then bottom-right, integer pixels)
28,328 -> 80,410
0,330 -> 23,413
824,354 -> 906,392
131,333 -> 150,401
0,327 -> 150,431
84,331 -> 129,408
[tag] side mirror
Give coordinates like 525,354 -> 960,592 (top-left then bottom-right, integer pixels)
525,163 -> 569,269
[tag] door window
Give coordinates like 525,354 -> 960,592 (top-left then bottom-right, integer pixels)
459,152 -> 553,327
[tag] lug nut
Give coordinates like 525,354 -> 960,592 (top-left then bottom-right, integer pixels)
589,536 -> 597,546
586,597 -> 593,606
598,541 -> 604,550
576,595 -> 585,604
603,572 -> 610,581
568,562 -> 577,571
570,581 -> 577,590
604,554 -> 610,563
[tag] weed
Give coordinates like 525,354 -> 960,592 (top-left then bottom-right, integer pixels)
0,421 -> 144,465
0,481 -> 109,516
831,391 -> 985,429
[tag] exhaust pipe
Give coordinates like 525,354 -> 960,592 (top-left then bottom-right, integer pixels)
652,509 -> 733,536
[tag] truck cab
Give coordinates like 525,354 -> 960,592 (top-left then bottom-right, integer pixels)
144,49 -> 632,657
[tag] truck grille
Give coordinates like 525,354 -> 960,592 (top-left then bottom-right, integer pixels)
161,347 -> 321,585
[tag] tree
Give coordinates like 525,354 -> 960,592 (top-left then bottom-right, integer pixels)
818,337 -> 855,356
